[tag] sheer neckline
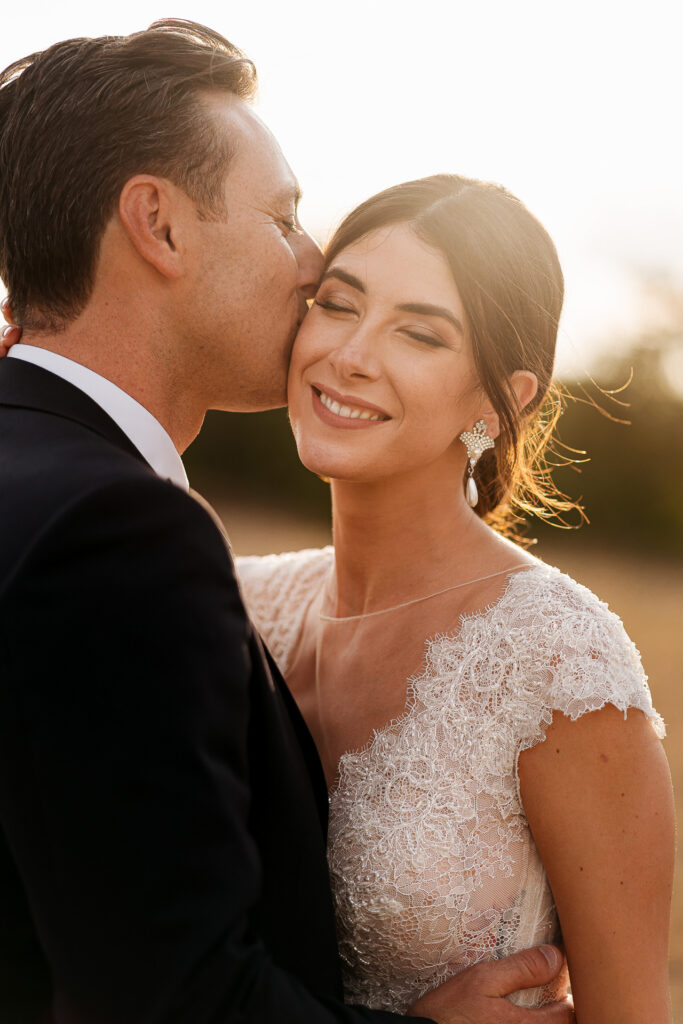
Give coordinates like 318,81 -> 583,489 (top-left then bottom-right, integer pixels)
328,561 -> 550,798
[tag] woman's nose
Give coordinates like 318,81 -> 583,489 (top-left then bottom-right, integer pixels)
328,330 -> 380,381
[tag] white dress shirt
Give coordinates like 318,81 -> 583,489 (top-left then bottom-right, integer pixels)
8,344 -> 189,491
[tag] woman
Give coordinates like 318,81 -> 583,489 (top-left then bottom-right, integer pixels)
235,175 -> 674,1022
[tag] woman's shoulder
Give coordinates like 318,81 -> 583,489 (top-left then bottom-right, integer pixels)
235,546 -> 334,667
487,558 -> 665,740
500,558 -> 644,658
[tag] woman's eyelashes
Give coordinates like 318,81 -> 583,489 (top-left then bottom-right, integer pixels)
402,329 -> 445,348
314,298 -> 354,314
314,292 -> 449,349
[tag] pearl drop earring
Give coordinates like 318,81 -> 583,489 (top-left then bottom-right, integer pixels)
458,419 -> 495,507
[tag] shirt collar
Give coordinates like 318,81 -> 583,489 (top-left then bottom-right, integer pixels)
8,345 -> 189,492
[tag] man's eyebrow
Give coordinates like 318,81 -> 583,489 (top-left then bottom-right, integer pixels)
319,268 -> 366,292
274,183 -> 303,209
396,301 -> 464,335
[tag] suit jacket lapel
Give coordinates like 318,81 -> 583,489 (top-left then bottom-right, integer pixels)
0,357 -> 150,468
188,487 -> 331,834
259,639 -> 331,835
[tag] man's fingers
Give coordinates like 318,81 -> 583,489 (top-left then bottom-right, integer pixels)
1,323 -> 21,350
407,948 -> 570,1024
472,945 -> 564,997
0,297 -> 21,351
532,997 -> 575,1022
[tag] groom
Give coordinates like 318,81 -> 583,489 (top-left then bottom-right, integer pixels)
0,21 -> 572,1024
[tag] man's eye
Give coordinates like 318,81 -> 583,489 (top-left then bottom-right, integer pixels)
281,219 -> 301,235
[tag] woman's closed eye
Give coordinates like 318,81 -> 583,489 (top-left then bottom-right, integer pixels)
401,327 -> 446,348
314,297 -> 356,315
313,299 -> 448,348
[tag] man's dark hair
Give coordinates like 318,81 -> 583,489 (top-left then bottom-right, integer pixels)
0,19 -> 257,329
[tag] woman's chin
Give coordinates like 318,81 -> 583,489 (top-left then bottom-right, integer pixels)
301,457 -> 403,487
296,445 -> 377,484
300,457 -> 357,482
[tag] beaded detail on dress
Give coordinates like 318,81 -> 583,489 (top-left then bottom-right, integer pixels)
236,549 -> 665,1012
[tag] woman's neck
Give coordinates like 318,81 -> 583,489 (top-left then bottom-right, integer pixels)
329,459 -> 513,618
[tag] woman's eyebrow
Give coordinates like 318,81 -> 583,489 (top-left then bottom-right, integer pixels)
318,273 -> 463,336
319,268 -> 366,293
396,302 -> 464,336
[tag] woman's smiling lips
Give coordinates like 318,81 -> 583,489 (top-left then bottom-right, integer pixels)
310,382 -> 391,430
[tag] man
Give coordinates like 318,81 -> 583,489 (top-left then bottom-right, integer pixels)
0,20 -> 572,1024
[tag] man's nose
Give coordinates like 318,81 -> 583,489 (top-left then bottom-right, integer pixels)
295,229 -> 324,300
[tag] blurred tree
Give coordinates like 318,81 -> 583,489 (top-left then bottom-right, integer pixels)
534,280 -> 683,553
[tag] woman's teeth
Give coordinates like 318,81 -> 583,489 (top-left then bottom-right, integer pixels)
318,390 -> 384,421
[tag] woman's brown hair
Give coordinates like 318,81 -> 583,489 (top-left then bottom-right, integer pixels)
325,174 -> 582,538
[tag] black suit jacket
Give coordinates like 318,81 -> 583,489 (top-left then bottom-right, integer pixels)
0,358 -> 431,1024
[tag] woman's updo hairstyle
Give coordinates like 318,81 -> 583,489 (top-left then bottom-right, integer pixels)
324,174 -> 581,539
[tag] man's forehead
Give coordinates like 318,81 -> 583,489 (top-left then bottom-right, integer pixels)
236,152 -> 301,210
203,93 -> 269,153
209,94 -> 300,202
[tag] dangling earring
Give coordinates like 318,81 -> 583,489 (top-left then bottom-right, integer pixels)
459,419 -> 495,507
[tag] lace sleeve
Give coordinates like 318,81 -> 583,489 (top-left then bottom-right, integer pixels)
235,547 -> 333,672
511,569 -> 665,792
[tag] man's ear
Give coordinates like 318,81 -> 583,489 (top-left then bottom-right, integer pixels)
118,175 -> 186,280
478,371 -> 539,440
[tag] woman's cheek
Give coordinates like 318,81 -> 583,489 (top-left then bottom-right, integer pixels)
290,319 -> 329,371
287,325 -> 315,382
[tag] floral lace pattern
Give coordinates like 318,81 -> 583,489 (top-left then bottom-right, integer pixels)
236,550 -> 665,1012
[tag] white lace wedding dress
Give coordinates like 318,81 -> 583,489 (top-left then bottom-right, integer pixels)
236,548 -> 665,1012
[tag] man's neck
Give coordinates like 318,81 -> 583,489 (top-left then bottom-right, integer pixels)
20,321 -> 204,455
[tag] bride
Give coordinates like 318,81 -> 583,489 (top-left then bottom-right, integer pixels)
234,175 -> 674,1023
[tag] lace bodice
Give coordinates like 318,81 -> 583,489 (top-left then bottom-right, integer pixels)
236,548 -> 665,1012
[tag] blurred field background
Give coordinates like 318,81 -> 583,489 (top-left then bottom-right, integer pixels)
185,293 -> 683,1017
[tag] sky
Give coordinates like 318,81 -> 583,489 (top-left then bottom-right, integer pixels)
2,0 -> 682,379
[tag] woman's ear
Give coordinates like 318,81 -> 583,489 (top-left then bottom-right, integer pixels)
510,370 -> 539,413
118,175 -> 186,280
477,371 -> 538,441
